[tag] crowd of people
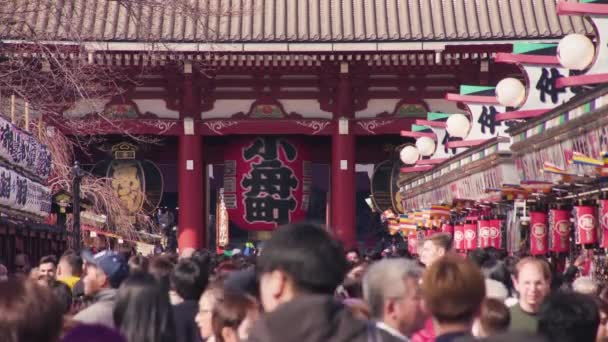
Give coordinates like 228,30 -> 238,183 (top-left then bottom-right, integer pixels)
0,223 -> 606,342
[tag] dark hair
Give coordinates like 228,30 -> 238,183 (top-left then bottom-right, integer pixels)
256,223 -> 348,294
60,253 -> 83,277
149,256 -> 175,290
50,280 -> 73,315
0,278 -> 63,342
538,291 -> 599,342
39,255 -> 58,267
212,290 -> 260,342
424,233 -> 453,251
170,259 -> 208,301
114,273 -> 176,342
479,298 -> 510,336
128,256 -> 149,274
468,249 -> 489,268
486,261 -> 513,297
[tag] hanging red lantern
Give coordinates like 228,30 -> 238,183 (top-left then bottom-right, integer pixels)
464,222 -> 478,250
549,209 -> 571,252
600,200 -> 608,248
488,219 -> 504,249
529,212 -> 548,255
575,205 -> 597,245
454,224 -> 465,250
478,219 -> 491,248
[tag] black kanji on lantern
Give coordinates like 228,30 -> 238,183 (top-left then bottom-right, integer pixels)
477,106 -> 501,135
535,67 -> 566,104
241,137 -> 299,225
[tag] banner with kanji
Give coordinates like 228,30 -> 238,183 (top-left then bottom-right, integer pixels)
223,136 -> 311,231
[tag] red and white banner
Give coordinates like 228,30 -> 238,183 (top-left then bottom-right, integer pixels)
575,205 -> 597,245
464,223 -> 478,250
549,209 -> 571,253
478,220 -> 491,248
454,224 -> 465,250
488,219 -> 504,250
223,136 -> 311,231
530,212 -> 548,255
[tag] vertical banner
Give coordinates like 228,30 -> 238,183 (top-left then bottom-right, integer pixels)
454,224 -> 465,250
223,137 -> 311,231
216,189 -> 229,253
575,205 -> 598,245
488,219 -> 504,249
600,200 -> 608,248
549,209 -> 571,253
478,219 -> 490,248
464,223 -> 478,250
529,212 -> 548,255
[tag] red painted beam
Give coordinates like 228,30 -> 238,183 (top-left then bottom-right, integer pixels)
558,2 -> 608,15
556,73 -> 608,89
400,165 -> 433,173
495,53 -> 560,65
496,109 -> 548,121
354,118 -> 415,135
200,119 -> 334,136
400,131 -> 436,139
415,120 -> 447,128
445,93 -> 499,105
446,139 -> 489,148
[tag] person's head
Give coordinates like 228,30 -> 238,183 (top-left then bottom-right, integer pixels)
212,290 -> 260,342
14,253 -> 30,275
49,280 -> 73,315
573,276 -> 599,296
148,255 -> 175,289
82,250 -> 129,296
128,256 -> 149,274
196,280 -> 225,339
512,257 -> 551,313
0,278 -> 63,342
38,255 -> 58,286
61,324 -> 127,342
475,298 -> 510,338
596,299 -> 608,342
346,249 -> 361,265
113,272 -> 175,342
170,259 -> 209,301
363,258 -> 426,336
538,291 -> 599,342
256,223 -> 347,312
419,233 -> 452,266
57,253 -> 83,278
422,255 -> 485,329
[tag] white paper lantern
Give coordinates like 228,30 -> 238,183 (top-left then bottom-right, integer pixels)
399,145 -> 420,165
558,34 -> 595,70
496,77 -> 526,107
416,137 -> 436,157
446,114 -> 471,139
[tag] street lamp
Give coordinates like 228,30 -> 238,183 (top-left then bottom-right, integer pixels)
72,161 -> 84,251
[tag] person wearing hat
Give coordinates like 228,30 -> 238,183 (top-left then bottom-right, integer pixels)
73,250 -> 129,328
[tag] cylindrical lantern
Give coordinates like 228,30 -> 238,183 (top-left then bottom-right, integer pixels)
223,136 -> 311,231
454,224 -> 465,250
488,219 -> 504,250
575,205 -> 598,245
464,222 -> 478,250
400,145 -> 420,165
446,114 -> 471,139
496,78 -> 526,108
549,209 -> 571,253
558,33 -> 595,70
408,231 -> 418,255
416,137 -> 436,157
600,200 -> 608,248
530,212 -> 548,256
478,219 -> 491,248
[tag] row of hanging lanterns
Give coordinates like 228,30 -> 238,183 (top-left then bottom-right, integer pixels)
399,33 -> 596,167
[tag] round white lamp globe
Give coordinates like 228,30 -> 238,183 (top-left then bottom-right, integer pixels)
446,114 -> 471,139
400,145 -> 420,165
416,136 -> 436,157
496,77 -> 526,107
558,34 -> 595,70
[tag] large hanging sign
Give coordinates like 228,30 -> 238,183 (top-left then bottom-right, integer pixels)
223,136 -> 311,231
0,116 -> 52,181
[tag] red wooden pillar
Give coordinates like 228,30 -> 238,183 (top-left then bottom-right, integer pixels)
331,63 -> 357,249
178,67 -> 205,251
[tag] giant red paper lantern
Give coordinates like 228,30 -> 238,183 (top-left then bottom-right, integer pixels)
575,205 -> 597,245
478,220 -> 491,248
464,223 -> 478,250
488,219 -> 504,250
223,136 -> 311,231
530,212 -> 548,255
549,209 -> 571,253
454,224 -> 465,250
